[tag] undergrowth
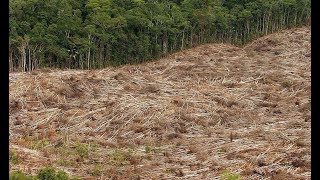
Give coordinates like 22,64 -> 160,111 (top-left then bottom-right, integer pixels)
9,150 -> 19,165
220,171 -> 242,180
10,167 -> 78,180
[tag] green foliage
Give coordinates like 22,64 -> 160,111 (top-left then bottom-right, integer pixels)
9,0 -> 310,71
74,142 -> 89,159
145,146 -> 152,153
144,145 -> 156,153
9,150 -> 19,165
108,149 -> 136,165
220,171 -> 241,180
37,167 -> 80,180
109,149 -> 129,162
37,167 -> 65,180
90,164 -> 103,176
31,139 -> 50,150
10,167 -> 78,180
9,171 -> 34,180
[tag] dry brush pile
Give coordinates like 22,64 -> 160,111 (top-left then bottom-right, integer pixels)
9,27 -> 310,179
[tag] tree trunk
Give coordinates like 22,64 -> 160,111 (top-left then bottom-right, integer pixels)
283,9 -> 286,26
18,44 -> 27,72
256,17 -> 259,34
9,49 -> 13,72
181,29 -> 185,50
28,48 -> 32,71
87,48 -> 90,70
262,14 -> 265,35
190,29 -> 193,47
32,51 -> 36,71
265,14 -> 269,35
162,32 -> 168,55
247,20 -> 250,36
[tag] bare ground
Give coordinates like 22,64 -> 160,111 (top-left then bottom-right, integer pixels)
9,27 -> 311,179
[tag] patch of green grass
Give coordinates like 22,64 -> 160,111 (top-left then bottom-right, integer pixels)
57,159 -> 77,167
144,145 -> 156,153
55,148 -> 73,158
109,150 -> 128,162
9,171 -> 34,180
220,171 -> 241,180
10,167 -> 79,180
37,167 -> 69,180
74,142 -> 89,159
90,164 -> 103,177
9,150 -> 19,165
31,139 -> 50,150
109,149 -> 135,165
89,142 -> 99,152
56,142 -> 90,158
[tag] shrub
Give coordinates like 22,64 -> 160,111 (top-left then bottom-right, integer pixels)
9,150 -> 19,165
37,167 -> 69,180
10,167 -> 78,180
75,142 -> 89,159
9,171 -> 34,180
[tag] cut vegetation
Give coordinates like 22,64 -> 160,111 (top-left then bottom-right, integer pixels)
9,27 -> 310,179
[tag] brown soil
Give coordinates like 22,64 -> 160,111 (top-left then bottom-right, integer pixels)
9,27 -> 311,179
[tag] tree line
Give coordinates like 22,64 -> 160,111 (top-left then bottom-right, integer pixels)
9,0 -> 310,72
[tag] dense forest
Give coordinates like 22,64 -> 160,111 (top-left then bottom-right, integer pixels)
9,0 -> 310,72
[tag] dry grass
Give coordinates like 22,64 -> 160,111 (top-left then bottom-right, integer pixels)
9,27 -> 310,179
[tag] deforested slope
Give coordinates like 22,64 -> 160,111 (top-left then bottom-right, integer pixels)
9,27 -> 310,179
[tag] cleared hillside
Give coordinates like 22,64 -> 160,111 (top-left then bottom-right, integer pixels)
9,27 -> 310,179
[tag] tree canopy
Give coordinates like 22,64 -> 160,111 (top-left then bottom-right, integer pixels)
9,0 -> 311,71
